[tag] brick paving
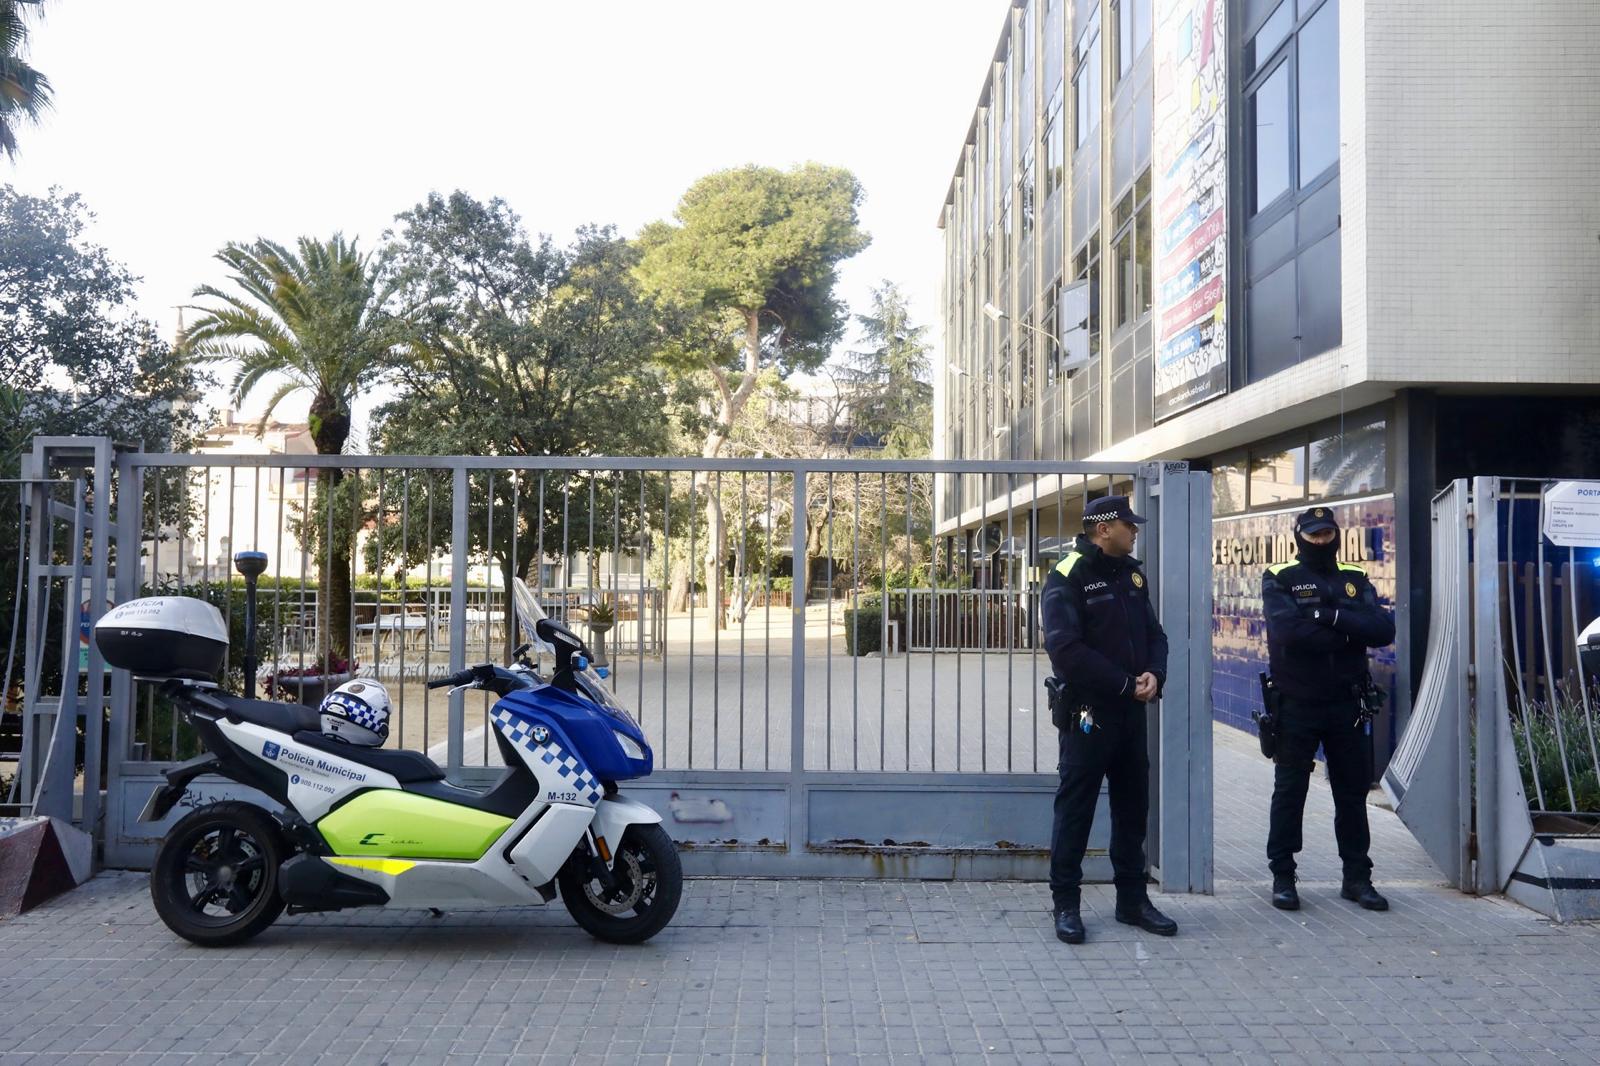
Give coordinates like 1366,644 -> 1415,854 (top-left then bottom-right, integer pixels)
3,724 -> 1599,1064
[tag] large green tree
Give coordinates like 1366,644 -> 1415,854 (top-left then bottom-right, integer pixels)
0,185 -> 210,690
0,1 -> 50,161
840,281 -> 933,459
182,235 -> 402,660
635,163 -> 869,623
372,192 -> 674,651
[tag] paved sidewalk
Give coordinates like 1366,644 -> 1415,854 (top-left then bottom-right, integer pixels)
3,726 -> 1600,1065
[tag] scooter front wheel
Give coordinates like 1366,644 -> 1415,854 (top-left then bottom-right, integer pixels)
557,823 -> 682,944
151,801 -> 286,947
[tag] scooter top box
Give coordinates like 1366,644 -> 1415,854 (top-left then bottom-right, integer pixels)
95,596 -> 228,681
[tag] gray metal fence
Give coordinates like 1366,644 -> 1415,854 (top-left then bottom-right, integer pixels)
11,439 -> 1214,888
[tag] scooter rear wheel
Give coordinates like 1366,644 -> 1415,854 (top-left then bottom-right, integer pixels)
151,801 -> 286,947
557,823 -> 682,944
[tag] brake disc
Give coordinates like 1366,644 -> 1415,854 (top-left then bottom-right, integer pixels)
584,849 -> 652,914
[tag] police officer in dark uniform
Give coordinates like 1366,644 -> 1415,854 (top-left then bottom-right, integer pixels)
1041,495 -> 1176,943
1262,506 -> 1396,911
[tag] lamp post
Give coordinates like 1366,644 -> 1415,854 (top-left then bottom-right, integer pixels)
233,551 -> 268,698
982,290 -> 1091,379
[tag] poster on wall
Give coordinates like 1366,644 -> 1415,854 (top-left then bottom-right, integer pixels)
1210,496 -> 1399,756
1153,0 -> 1228,421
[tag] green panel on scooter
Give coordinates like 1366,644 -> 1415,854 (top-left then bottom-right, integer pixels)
317,790 -> 513,860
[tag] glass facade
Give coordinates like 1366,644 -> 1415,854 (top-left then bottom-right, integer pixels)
939,0 -> 1343,524
940,0 -> 1163,514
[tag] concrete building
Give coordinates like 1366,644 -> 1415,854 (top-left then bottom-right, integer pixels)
935,0 -> 1600,761
147,409 -> 316,587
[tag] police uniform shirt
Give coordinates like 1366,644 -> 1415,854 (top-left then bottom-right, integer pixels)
1261,555 -> 1395,702
1041,535 -> 1169,706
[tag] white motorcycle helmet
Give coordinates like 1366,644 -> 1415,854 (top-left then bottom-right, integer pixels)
317,679 -> 392,746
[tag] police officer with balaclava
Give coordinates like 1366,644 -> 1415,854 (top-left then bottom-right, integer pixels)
1261,506 -> 1395,912
1041,495 -> 1176,944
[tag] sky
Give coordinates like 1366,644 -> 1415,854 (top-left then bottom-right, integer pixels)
7,0 -> 1005,440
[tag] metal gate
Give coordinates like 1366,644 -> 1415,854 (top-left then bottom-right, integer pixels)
11,439 -> 1213,890
1385,477 -> 1600,920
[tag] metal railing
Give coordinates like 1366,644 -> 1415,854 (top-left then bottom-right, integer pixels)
1386,477 -> 1600,914
11,440 -> 1215,885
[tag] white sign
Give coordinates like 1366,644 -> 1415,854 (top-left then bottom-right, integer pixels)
1543,481 -> 1600,548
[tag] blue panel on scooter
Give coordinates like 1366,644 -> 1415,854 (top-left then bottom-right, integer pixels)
493,685 -> 652,783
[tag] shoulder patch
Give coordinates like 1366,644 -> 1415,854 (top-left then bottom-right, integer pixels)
1054,552 -> 1082,579
1266,561 -> 1297,576
1337,563 -> 1367,575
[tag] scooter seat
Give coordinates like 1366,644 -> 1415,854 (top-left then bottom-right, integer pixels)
211,694 -> 321,735
291,730 -> 446,783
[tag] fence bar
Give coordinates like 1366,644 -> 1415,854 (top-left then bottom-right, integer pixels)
1504,489 -> 1546,809
1566,544 -> 1600,782
824,471 -> 833,770
33,479 -> 86,820
688,473 -> 696,767
1532,493 -> 1578,809
448,466 -> 469,775
81,442 -> 113,833
789,468 -> 807,825
852,472 -> 861,772
764,472 -> 772,771
737,470 -> 747,767
712,469 -> 720,769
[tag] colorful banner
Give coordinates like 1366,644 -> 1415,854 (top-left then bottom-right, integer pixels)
1152,0 -> 1228,421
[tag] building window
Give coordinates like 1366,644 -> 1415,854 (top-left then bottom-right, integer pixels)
1068,233 -> 1102,459
1110,169 -> 1152,332
1249,63 -> 1291,216
1249,444 -> 1306,506
1246,0 -> 1338,217
1044,0 -> 1064,91
1243,0 -> 1343,383
1297,0 -> 1339,186
997,338 -> 1013,441
1213,457 -> 1248,516
1310,419 -> 1387,498
1044,82 -> 1066,195
1116,0 -> 1152,82
1074,6 -> 1102,150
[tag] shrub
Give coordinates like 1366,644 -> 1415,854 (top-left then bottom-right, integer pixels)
843,606 -> 884,656
1509,678 -> 1600,814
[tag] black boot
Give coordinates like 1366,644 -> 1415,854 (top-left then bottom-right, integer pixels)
1114,898 -> 1178,936
1054,907 -> 1085,944
1340,881 -> 1388,911
1271,877 -> 1300,911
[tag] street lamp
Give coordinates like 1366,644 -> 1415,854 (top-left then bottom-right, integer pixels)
983,296 -> 1091,379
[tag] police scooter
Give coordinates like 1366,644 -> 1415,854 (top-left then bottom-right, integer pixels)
95,591 -> 681,947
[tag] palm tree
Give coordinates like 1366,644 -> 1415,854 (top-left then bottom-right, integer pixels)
1,1 -> 52,161
184,236 -> 399,662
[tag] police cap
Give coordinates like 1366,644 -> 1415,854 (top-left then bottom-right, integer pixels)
1295,506 -> 1340,534
1083,495 -> 1147,526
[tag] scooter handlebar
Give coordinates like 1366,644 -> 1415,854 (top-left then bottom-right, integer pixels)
427,666 -> 483,690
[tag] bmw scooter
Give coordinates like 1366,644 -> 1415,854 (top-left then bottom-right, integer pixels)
94,595 -> 681,947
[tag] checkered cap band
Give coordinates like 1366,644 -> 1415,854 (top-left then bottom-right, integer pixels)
492,708 -> 602,805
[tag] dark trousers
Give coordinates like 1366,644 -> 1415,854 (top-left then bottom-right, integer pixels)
1266,696 -> 1374,884
1049,703 -> 1148,910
